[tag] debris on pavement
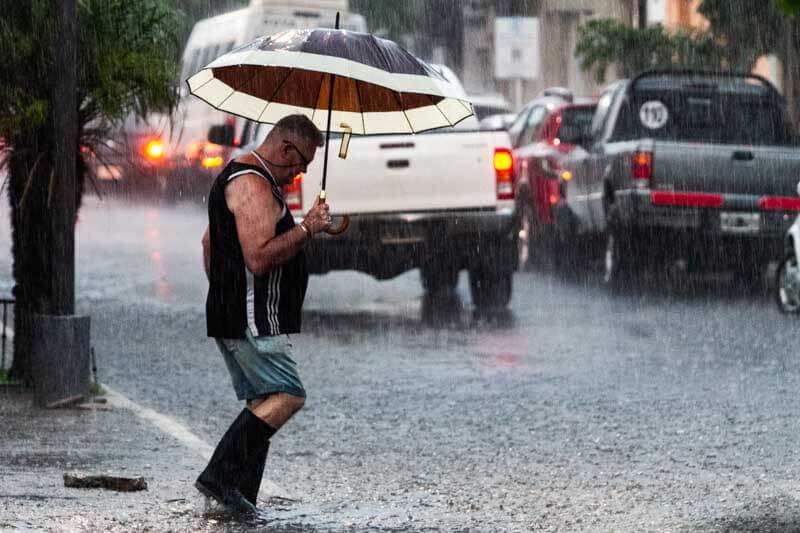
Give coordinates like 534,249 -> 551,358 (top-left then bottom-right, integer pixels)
63,473 -> 147,492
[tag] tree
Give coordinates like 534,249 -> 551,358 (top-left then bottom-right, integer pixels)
0,0 -> 181,384
575,19 -> 733,83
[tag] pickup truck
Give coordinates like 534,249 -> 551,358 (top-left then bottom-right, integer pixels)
555,68 -> 800,287
295,117 -> 518,310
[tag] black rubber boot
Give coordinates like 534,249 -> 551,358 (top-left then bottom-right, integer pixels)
195,409 -> 274,514
241,441 -> 269,506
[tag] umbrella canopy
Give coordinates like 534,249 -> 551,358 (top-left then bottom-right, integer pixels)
186,28 -> 473,135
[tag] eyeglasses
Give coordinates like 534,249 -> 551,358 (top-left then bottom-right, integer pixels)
283,139 -> 311,167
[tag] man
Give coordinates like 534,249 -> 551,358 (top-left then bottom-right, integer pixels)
197,114 -> 332,514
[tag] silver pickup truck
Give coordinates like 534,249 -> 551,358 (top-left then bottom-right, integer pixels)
555,69 -> 800,287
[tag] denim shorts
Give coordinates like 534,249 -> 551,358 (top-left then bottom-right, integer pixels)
215,331 -> 306,401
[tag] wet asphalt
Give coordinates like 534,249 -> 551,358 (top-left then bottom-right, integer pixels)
1,196 -> 800,532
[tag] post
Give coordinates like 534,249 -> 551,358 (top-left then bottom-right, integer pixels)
514,77 -> 523,112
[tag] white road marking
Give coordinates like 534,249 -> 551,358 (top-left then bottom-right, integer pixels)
103,384 -> 289,498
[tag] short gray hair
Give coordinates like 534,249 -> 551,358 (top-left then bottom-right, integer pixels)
269,114 -> 324,147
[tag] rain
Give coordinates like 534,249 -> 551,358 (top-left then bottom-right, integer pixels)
1,1 -> 800,531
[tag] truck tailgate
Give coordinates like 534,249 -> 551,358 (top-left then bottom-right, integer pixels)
301,131 -> 503,214
653,141 -> 800,197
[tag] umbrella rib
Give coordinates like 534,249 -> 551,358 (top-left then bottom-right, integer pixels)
311,71 -> 327,124
392,91 -> 415,134
259,67 -> 295,122
354,80 -> 366,135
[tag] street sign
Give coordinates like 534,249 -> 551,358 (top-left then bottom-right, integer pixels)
494,17 -> 539,80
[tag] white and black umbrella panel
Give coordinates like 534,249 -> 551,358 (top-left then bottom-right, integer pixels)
187,29 -> 473,134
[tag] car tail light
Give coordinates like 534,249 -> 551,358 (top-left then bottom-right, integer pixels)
759,196 -> 800,211
283,174 -> 303,211
494,148 -> 514,200
632,150 -> 652,186
651,191 -> 723,208
546,179 -> 560,205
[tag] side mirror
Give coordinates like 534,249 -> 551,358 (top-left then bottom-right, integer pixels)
796,180 -> 800,197
208,124 -> 235,146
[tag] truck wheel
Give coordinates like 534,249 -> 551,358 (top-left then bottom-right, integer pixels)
469,266 -> 512,310
603,225 -> 636,288
517,201 -> 534,271
776,253 -> 800,314
420,262 -> 459,296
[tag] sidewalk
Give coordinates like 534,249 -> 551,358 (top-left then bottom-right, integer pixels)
0,386 -> 254,532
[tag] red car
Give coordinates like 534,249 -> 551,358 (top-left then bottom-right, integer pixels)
509,91 -> 596,269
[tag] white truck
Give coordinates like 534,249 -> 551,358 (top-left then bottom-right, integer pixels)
227,72 -> 519,310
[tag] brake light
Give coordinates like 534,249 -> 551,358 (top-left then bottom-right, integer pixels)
759,196 -> 800,211
283,174 -> 303,211
632,150 -> 652,184
494,148 -> 514,200
144,139 -> 164,160
651,191 -> 723,208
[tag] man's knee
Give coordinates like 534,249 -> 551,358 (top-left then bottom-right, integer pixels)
287,394 -> 305,413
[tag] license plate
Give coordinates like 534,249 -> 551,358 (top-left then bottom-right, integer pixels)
720,212 -> 760,234
380,225 -> 425,245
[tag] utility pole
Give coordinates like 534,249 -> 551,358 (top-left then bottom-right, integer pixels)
637,0 -> 647,28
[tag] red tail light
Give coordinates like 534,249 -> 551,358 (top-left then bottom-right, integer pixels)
494,148 -> 514,200
759,196 -> 800,211
632,150 -> 652,184
283,174 -> 303,211
651,191 -> 723,208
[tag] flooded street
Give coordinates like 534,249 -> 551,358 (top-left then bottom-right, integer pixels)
3,196 -> 799,531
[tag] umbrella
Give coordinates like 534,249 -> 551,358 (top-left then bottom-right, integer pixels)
187,13 -> 473,234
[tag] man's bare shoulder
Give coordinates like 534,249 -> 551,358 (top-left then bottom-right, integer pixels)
225,172 -> 276,213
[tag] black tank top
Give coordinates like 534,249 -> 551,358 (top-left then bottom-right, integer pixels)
206,159 -> 309,338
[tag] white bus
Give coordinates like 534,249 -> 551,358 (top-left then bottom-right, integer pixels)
106,1 -> 366,199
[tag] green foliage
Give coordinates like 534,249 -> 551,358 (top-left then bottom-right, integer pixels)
575,19 -> 732,83
778,0 -> 800,15
0,0 -> 181,149
697,0 -> 784,66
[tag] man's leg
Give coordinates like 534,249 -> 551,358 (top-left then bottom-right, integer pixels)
248,392 -> 305,429
238,393 -> 304,505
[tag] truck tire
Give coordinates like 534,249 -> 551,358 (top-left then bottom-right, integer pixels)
420,262 -> 459,296
603,209 -> 637,288
469,266 -> 513,310
517,201 -> 534,271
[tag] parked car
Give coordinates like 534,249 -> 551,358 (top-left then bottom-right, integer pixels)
555,68 -> 800,287
775,180 -> 800,314
479,113 -> 516,131
509,91 -> 596,269
469,94 -> 512,122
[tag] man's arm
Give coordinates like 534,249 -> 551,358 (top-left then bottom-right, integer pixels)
226,173 -> 324,275
201,226 -> 210,280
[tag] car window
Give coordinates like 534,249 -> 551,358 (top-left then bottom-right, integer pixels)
590,90 -> 614,143
507,106 -> 532,147
520,106 -> 547,146
612,89 -> 797,145
557,107 -> 596,145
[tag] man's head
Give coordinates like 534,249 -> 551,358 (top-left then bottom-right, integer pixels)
259,114 -> 324,185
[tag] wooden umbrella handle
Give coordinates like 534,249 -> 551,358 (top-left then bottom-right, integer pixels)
317,192 -> 350,236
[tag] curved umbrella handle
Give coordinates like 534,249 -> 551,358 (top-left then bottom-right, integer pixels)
326,214 -> 350,235
317,192 -> 350,236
